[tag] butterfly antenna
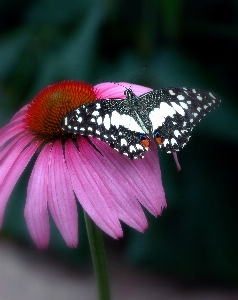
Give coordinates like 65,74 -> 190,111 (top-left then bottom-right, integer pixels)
132,64 -> 147,83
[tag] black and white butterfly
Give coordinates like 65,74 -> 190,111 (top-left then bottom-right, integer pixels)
61,87 -> 220,159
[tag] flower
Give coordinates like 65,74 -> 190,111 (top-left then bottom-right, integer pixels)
0,81 -> 166,248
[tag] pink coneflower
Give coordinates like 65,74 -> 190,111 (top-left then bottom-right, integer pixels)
0,81 -> 166,248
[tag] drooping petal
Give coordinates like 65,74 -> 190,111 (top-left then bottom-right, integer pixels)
47,140 -> 78,248
132,141 -> 167,214
95,82 -> 152,99
0,134 -> 33,184
76,137 -> 148,232
0,140 -> 40,227
65,139 -> 123,239
24,144 -> 51,248
91,138 -> 166,216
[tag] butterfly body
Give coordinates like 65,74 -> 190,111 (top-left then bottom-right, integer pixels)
61,87 -> 220,159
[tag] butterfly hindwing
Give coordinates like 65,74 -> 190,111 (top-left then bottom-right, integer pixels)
61,98 -> 149,158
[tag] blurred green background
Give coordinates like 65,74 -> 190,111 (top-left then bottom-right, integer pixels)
0,0 -> 238,286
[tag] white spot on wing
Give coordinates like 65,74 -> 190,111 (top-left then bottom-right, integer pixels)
120,114 -> 131,128
171,138 -> 177,145
159,102 -> 176,117
92,111 -> 99,116
209,92 -> 215,99
169,89 -> 175,95
180,102 -> 188,109
136,144 -> 144,150
111,111 -> 142,133
121,138 -> 127,146
111,111 -> 120,128
171,102 -> 185,116
129,145 -> 136,152
149,109 -> 165,129
97,116 -> 102,125
127,117 -> 143,132
174,130 -> 180,137
149,103 -> 176,130
177,95 -> 185,100
104,114 -> 110,130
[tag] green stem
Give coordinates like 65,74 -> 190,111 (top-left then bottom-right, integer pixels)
84,211 -> 111,300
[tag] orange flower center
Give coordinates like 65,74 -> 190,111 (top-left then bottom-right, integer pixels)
25,81 -> 97,141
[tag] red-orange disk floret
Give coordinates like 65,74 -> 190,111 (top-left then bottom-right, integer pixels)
25,81 -> 97,141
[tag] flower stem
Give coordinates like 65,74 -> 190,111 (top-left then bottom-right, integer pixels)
84,211 -> 111,300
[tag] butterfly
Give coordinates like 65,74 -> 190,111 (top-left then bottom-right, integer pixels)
61,87 -> 221,159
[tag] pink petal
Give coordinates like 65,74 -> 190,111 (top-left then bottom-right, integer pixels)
65,139 -> 123,239
93,82 -> 166,215
94,82 -> 152,99
0,140 -> 40,227
10,104 -> 28,122
132,142 -> 167,214
0,120 -> 21,136
76,137 -> 148,232
47,140 -> 78,248
0,134 -> 33,185
24,144 -> 51,248
0,123 -> 27,148
91,138 -> 166,216
0,133 -> 26,160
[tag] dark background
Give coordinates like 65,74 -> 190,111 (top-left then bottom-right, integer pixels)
0,0 -> 238,287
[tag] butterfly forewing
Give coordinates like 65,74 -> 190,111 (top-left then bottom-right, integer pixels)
61,98 -> 149,159
137,87 -> 221,152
